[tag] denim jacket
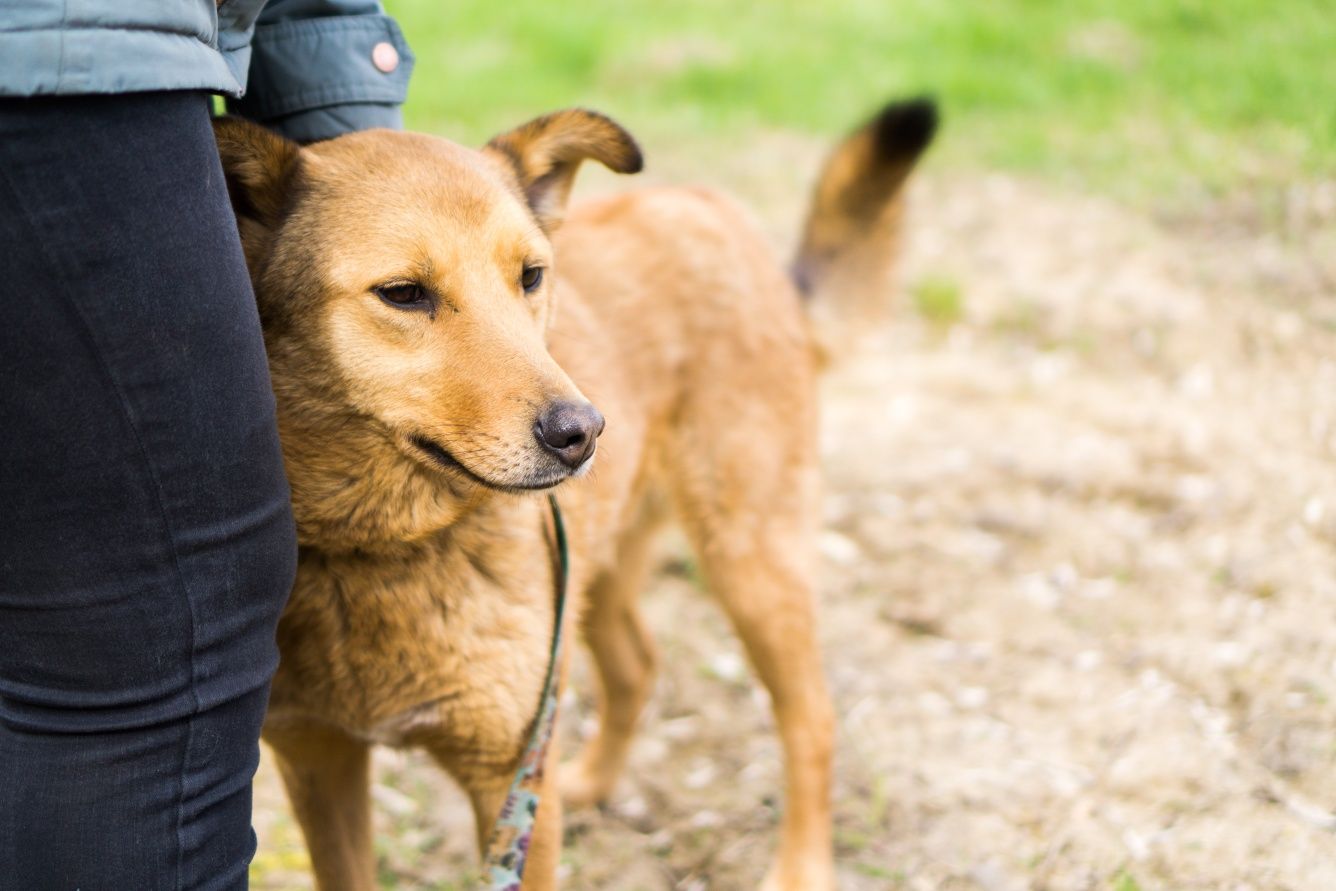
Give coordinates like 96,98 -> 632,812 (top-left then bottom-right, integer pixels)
0,0 -> 415,141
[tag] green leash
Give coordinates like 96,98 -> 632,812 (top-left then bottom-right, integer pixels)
482,494 -> 569,889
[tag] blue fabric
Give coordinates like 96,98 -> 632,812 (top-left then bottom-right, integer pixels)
0,0 -> 413,140
0,91 -> 297,889
230,2 -> 414,142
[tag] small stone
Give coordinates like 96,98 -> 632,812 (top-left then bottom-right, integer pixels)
819,530 -> 862,566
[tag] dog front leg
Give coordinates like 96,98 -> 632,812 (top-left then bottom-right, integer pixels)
265,722 -> 376,891
456,736 -> 564,891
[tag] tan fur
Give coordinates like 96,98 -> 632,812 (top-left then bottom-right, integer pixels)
214,100 -> 932,891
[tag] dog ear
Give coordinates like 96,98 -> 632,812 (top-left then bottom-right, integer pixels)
485,109 -> 643,231
212,116 -> 302,233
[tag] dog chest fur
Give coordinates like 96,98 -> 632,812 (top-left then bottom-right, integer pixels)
267,497 -> 560,759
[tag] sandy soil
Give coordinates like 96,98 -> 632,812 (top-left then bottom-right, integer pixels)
251,134 -> 1336,890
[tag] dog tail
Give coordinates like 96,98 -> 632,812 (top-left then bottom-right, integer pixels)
791,97 -> 938,339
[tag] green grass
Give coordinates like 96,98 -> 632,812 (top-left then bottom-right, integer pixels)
911,276 -> 966,327
385,0 -> 1335,204
1112,868 -> 1146,891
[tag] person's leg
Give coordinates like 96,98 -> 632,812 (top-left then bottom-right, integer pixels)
0,92 -> 296,890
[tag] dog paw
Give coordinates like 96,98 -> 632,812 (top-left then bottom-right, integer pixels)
759,859 -> 837,891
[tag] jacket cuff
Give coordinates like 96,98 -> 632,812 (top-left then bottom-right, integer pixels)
227,13 -> 413,140
259,102 -> 404,143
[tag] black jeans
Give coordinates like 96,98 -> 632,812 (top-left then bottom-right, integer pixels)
0,92 -> 296,889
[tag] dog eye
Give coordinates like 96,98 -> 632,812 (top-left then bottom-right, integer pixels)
375,284 -> 431,310
520,266 -> 544,293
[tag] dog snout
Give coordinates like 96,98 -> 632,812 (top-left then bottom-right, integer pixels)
534,401 -> 605,470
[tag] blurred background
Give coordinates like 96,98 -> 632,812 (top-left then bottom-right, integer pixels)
253,2 -> 1336,888
393,0 -> 1333,205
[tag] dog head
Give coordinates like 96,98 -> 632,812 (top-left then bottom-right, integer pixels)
214,111 -> 641,547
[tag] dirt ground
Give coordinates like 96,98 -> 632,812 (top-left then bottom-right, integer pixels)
251,133 -> 1336,890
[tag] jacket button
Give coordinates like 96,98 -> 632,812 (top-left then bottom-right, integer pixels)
372,42 -> 400,73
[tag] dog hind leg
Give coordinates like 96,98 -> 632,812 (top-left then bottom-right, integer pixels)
561,503 -> 665,808
672,447 -> 836,891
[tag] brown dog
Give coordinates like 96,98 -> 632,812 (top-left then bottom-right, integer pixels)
214,97 -> 935,890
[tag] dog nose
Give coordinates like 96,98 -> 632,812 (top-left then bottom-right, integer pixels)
534,401 -> 605,470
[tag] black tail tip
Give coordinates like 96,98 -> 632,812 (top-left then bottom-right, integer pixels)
869,96 -> 939,162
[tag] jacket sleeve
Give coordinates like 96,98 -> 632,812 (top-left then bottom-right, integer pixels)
226,0 -> 414,142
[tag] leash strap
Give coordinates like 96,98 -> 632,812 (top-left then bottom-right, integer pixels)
483,494 -> 569,889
